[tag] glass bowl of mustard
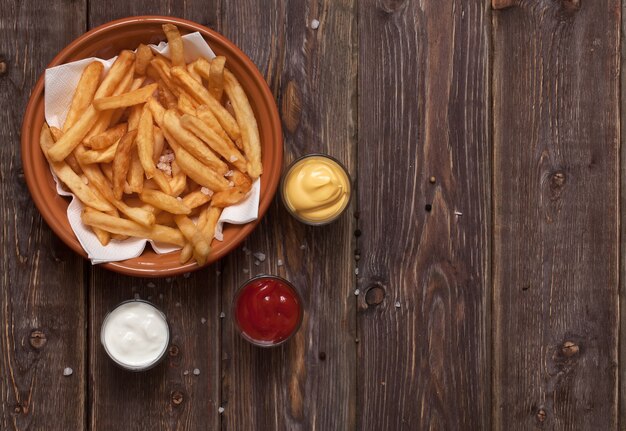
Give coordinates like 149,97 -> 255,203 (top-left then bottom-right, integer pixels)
280,154 -> 352,225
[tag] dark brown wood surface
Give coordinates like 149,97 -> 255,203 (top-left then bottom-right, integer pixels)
2,0 -> 624,430
357,0 -> 491,429
493,0 -> 620,429
0,1 -> 87,430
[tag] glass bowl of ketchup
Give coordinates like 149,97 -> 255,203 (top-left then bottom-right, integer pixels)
233,275 -> 303,347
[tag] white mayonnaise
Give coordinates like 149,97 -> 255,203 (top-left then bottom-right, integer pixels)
101,301 -> 169,370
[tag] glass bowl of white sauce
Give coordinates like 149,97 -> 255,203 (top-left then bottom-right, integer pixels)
100,300 -> 170,371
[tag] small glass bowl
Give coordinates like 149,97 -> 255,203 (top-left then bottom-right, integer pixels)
100,299 -> 170,372
232,275 -> 304,348
280,153 -> 352,226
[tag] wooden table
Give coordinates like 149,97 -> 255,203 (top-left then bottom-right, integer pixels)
0,0 -> 620,429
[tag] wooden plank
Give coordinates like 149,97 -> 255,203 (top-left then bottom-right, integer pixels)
493,1 -> 619,429
357,0 -> 491,429
87,3 -> 221,430
0,1 -> 87,430
219,0 -> 357,429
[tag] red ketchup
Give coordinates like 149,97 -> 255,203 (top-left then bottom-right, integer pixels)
234,276 -> 302,346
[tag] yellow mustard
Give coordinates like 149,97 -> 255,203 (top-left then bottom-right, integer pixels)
283,156 -> 350,223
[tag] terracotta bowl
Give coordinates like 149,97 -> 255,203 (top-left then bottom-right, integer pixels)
21,16 -> 283,277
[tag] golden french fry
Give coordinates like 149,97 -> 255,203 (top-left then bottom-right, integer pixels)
49,126 -> 83,174
139,189 -> 191,214
196,105 -> 241,149
187,62 -> 202,83
162,24 -> 185,67
162,128 -> 230,191
100,163 -> 113,182
155,211 -> 175,226
174,215 -> 210,265
168,168 -> 187,196
192,57 -> 211,80
208,56 -> 226,101
82,64 -> 135,143
177,92 -> 197,116
47,105 -> 100,162
153,126 -> 165,163
63,61 -> 103,132
163,110 -> 228,174
231,169 -> 253,190
135,44 -> 154,75
94,50 -> 135,98
170,66 -> 241,141
82,207 -> 112,245
75,148 -> 155,227
39,124 -> 113,212
179,242 -> 194,264
127,104 -> 143,131
179,114 -> 246,172
78,140 -> 119,164
112,130 -> 137,200
211,187 -> 249,208
110,77 -> 146,126
223,69 -> 263,178
137,105 -> 155,178
82,209 -> 184,246
147,97 -> 166,127
151,58 -> 179,95
93,83 -> 158,111
86,123 -> 128,149
200,206 -> 222,243
182,189 -> 212,209
127,147 -> 144,193
158,80 -> 178,109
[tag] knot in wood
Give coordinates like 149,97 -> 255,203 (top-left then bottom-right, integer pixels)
561,341 -> 579,357
365,285 -> 385,306
551,171 -> 566,188
0,61 -> 6,76
281,80 -> 301,133
168,345 -> 179,357
29,330 -> 47,349
171,391 -> 184,405
536,408 -> 547,423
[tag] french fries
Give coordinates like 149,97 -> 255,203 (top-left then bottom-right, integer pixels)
63,61 -> 103,131
93,83 -> 157,110
223,70 -> 263,178
86,123 -> 128,150
208,56 -> 226,101
40,24 -> 263,266
112,130 -> 137,200
135,44 -> 154,75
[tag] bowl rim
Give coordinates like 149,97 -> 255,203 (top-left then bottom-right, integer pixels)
21,16 -> 283,277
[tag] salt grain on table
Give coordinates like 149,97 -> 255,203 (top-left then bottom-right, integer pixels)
311,19 -> 320,29
253,252 -> 266,262
63,367 -> 73,376
147,282 -> 156,288
201,317 -> 207,324
220,312 -> 226,318
395,301 -> 401,308
254,260 -> 260,266
193,368 -> 200,376
183,370 -> 189,376
218,407 -> 225,414
243,268 -> 249,274
354,289 -> 360,296
277,259 -> 284,266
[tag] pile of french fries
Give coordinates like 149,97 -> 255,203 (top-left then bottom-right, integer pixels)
40,24 -> 262,266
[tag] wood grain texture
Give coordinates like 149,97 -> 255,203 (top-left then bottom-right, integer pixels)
493,1 -> 620,429
357,0 -> 491,429
89,271 -> 221,430
0,1 -> 87,430
88,2 -> 222,430
219,0 -> 357,429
